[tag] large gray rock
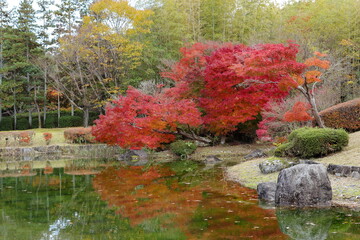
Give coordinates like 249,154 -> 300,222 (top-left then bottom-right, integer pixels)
275,164 -> 332,207
259,158 -> 294,174
257,182 -> 277,204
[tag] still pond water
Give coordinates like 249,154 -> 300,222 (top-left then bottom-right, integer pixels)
1,159 -> 360,239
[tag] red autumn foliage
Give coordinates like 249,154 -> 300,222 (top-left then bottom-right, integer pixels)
43,132 -> 52,145
283,101 -> 313,122
202,43 -> 305,135
18,132 -> 32,144
92,87 -> 203,149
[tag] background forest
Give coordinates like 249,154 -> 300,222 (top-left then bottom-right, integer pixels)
0,0 -> 359,134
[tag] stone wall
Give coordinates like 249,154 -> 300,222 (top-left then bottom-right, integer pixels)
0,144 -> 123,161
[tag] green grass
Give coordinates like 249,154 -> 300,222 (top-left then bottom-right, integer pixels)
0,128 -> 70,147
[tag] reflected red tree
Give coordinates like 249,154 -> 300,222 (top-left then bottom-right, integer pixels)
92,166 -> 287,239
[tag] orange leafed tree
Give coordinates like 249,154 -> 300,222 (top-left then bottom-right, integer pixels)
280,52 -> 330,127
283,101 -> 313,122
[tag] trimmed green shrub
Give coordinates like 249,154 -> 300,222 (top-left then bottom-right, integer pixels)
319,98 -> 360,132
275,127 -> 349,158
170,140 -> 197,158
0,117 -> 13,131
44,116 -> 58,128
15,117 -> 30,130
59,115 -> 83,128
274,142 -> 292,157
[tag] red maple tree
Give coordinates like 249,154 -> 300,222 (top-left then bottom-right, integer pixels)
93,41 -> 329,148
92,87 -> 203,149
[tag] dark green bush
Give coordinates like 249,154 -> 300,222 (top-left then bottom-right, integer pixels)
15,117 -> 30,130
0,117 -> 13,131
170,140 -> 197,158
59,115 -> 83,128
44,116 -> 58,128
275,127 -> 349,159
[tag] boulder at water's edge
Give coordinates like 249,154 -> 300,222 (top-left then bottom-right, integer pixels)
275,164 -> 332,207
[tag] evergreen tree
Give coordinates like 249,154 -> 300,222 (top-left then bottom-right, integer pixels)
14,0 -> 42,129
0,0 -> 10,124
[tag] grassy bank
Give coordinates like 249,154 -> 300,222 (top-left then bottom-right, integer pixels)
0,128 -> 69,147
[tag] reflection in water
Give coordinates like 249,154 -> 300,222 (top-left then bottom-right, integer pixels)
276,208 -> 333,240
41,217 -> 72,240
1,160 -> 360,239
93,162 -> 287,239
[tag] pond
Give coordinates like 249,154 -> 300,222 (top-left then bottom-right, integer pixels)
1,159 -> 360,239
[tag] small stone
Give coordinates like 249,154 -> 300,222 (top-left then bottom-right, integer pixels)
257,182 -> 277,204
351,171 -> 360,179
204,155 -> 223,165
244,149 -> 267,160
259,158 -> 292,174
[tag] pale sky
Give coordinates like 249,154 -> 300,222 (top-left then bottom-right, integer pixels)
6,0 -> 289,10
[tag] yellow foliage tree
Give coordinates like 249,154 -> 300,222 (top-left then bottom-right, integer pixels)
51,0 -> 153,126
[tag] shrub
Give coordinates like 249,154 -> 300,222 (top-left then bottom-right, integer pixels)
16,117 -> 30,130
64,127 -> 95,144
30,117 -> 42,129
59,116 -> 83,128
170,140 -> 197,158
17,131 -> 35,145
44,116 -> 58,128
43,132 -> 52,145
275,127 -> 349,158
0,117 -> 13,131
274,142 -> 293,157
319,98 -> 360,132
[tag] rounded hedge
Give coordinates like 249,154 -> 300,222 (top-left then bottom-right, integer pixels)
319,98 -> 360,132
170,140 -> 197,158
275,127 -> 349,159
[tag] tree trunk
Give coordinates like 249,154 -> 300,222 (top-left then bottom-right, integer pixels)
83,107 -> 89,127
57,93 -> 60,127
43,67 -> 47,124
177,129 -> 212,144
220,136 -> 226,145
13,101 -> 17,130
297,85 -> 325,128
309,95 -> 325,128
28,110 -> 32,128
34,87 -> 42,128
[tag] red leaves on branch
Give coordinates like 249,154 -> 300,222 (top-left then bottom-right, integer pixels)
92,87 -> 203,149
283,101 -> 313,122
201,43 -> 306,135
